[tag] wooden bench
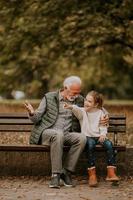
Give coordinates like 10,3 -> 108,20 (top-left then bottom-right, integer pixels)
0,113 -> 126,152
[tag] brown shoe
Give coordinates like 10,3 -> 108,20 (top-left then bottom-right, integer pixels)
106,166 -> 119,181
88,167 -> 98,187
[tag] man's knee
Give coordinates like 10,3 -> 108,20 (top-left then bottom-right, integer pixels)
51,131 -> 64,143
78,134 -> 86,148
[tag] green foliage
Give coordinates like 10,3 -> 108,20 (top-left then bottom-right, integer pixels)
0,0 -> 133,99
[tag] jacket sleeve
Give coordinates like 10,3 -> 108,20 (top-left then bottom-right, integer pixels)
99,111 -> 108,136
28,96 -> 47,124
72,105 -> 83,120
102,107 -> 109,115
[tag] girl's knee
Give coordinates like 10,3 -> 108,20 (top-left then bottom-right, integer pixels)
86,138 -> 95,149
104,140 -> 113,149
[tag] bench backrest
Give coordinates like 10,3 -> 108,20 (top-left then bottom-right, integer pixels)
108,114 -> 126,145
0,113 -> 32,132
0,113 -> 126,145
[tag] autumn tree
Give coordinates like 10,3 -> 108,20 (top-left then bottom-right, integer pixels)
0,0 -> 133,99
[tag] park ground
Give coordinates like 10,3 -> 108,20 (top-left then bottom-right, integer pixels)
0,102 -> 132,200
0,176 -> 132,200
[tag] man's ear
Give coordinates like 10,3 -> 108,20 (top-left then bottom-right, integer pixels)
64,86 -> 68,90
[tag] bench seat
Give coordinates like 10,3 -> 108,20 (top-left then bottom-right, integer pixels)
0,113 -> 127,176
0,144 -> 126,152
0,113 -> 126,152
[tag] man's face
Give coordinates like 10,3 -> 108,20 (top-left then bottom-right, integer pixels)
64,83 -> 81,101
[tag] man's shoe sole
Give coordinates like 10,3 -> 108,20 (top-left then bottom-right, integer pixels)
49,185 -> 60,189
60,179 -> 73,187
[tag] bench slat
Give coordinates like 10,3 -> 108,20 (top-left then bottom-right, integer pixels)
108,126 -> 126,132
109,115 -> 126,119
0,144 -> 126,152
0,125 -> 32,132
94,145 -> 126,152
0,119 -> 33,125
0,113 -> 27,118
0,119 -> 126,126
0,144 -> 51,152
109,119 -> 126,125
0,125 -> 126,133
0,113 -> 126,119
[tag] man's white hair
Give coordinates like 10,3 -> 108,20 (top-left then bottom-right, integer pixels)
63,76 -> 82,88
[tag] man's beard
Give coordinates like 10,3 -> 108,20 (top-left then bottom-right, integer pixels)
67,96 -> 77,102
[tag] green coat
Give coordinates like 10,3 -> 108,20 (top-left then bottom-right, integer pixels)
30,91 -> 84,144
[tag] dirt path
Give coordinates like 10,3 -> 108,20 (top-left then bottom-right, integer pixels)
0,176 -> 132,200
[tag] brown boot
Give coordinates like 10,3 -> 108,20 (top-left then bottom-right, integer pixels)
88,167 -> 98,187
106,166 -> 119,181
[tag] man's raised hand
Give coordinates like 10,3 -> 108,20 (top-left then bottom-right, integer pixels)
24,100 -> 34,116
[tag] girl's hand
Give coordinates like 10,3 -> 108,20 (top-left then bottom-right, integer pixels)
63,103 -> 73,109
98,135 -> 107,143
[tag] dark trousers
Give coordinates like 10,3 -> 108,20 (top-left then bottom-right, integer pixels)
85,136 -> 116,168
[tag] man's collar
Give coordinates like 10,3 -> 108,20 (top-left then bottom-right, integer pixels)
59,90 -> 64,101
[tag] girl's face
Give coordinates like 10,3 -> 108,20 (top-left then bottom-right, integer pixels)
84,94 -> 97,111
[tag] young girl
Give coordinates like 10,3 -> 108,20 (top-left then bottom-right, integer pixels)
64,90 -> 119,187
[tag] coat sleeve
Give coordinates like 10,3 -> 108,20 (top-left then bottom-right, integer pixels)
72,105 -> 83,120
99,110 -> 108,136
28,96 -> 47,124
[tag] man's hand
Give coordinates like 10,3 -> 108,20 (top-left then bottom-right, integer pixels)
100,115 -> 109,126
63,103 -> 73,109
24,101 -> 34,116
98,135 -> 107,143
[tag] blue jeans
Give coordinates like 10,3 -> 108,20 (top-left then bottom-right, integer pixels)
85,137 -> 116,168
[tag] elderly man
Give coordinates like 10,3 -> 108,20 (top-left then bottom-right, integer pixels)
24,76 -> 108,189
24,76 -> 86,188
